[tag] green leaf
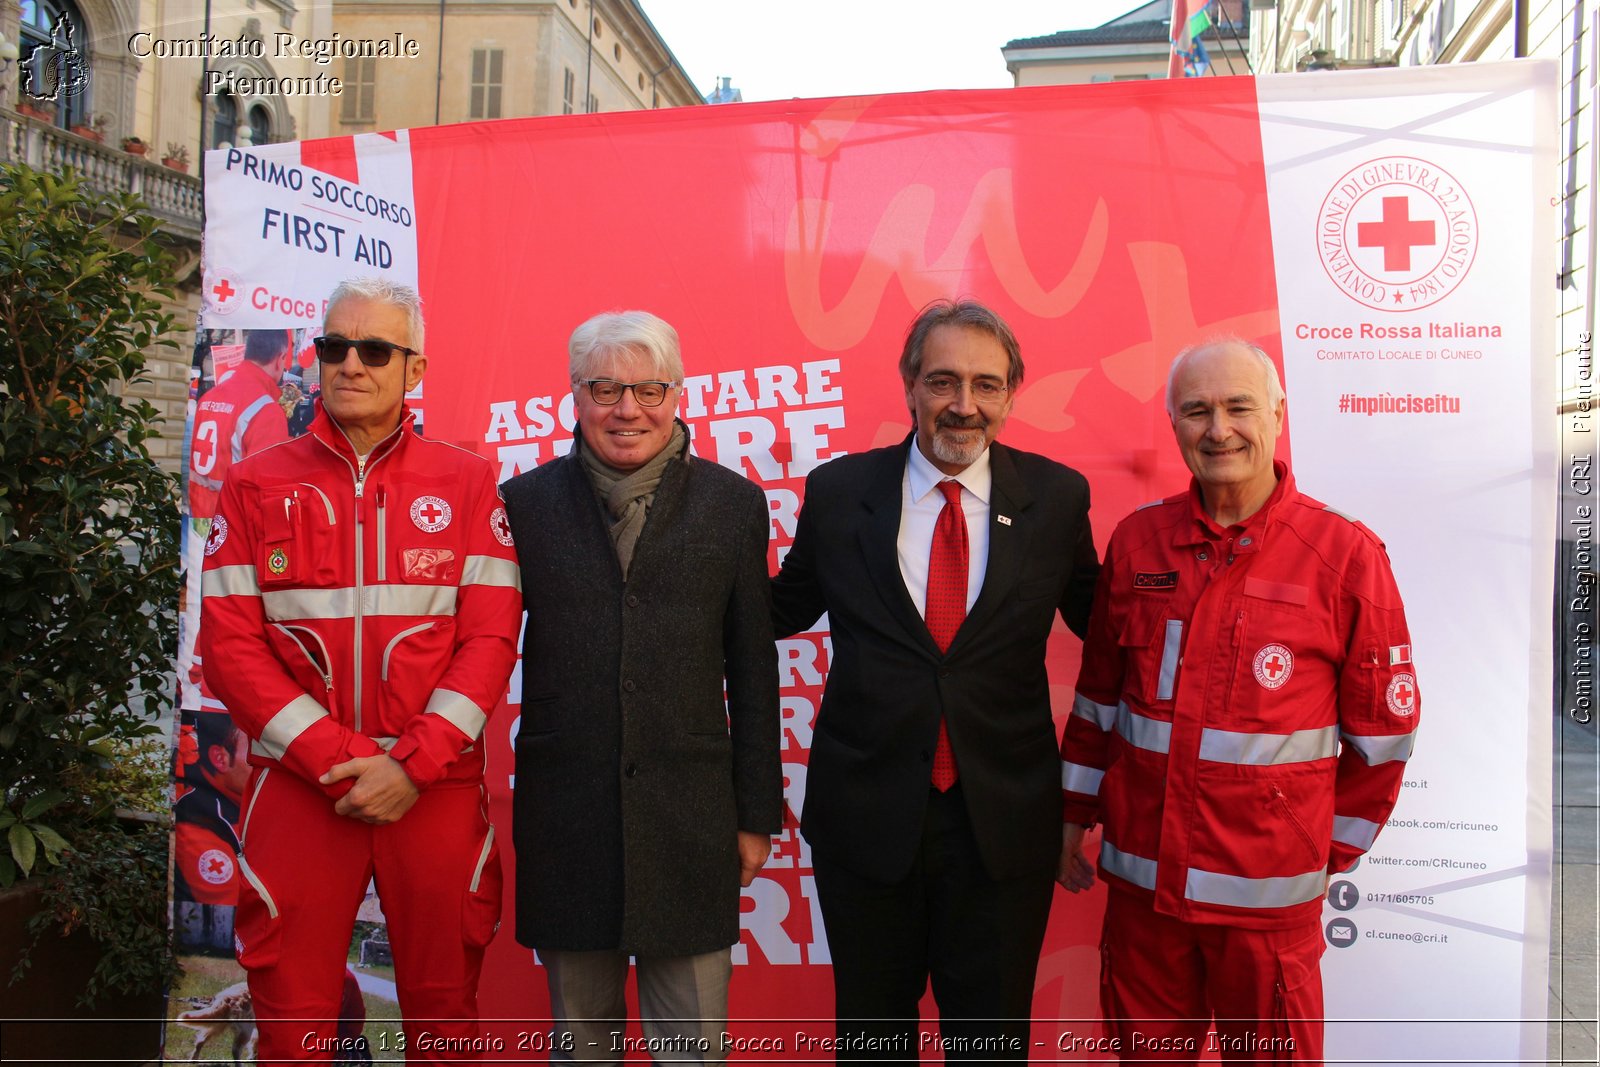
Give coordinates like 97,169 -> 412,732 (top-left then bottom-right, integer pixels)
29,823 -> 70,857
8,823 -> 37,875
20,788 -> 67,820
0,852 -> 14,888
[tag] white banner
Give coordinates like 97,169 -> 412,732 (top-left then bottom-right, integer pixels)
1258,60 -> 1559,1063
200,131 -> 420,329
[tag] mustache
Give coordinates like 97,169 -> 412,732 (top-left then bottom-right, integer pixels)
936,412 -> 987,431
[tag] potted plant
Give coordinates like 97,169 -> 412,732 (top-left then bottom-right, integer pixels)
15,98 -> 55,122
0,161 -> 182,1060
161,142 -> 190,172
69,112 -> 107,142
122,135 -> 147,156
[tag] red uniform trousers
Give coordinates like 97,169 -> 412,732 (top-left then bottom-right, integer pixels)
235,767 -> 503,1064
1100,890 -> 1325,1065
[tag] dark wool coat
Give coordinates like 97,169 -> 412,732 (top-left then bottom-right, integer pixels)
501,435 -> 782,956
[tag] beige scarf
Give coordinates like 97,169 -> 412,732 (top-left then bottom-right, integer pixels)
577,422 -> 686,578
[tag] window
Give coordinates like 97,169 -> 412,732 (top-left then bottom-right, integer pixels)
613,44 -> 621,61
563,67 -> 575,115
211,90 -> 237,148
249,105 -> 271,146
470,48 -> 504,120
342,55 -> 377,122
587,93 -> 598,114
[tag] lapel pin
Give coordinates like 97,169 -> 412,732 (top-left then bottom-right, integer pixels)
997,515 -> 1012,526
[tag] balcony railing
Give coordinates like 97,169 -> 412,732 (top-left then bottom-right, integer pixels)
1,108 -> 202,240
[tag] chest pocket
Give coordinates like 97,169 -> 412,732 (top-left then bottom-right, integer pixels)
1226,579 -> 1326,730
382,484 -> 464,585
257,483 -> 340,588
1118,598 -> 1184,707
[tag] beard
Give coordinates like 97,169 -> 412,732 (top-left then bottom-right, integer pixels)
929,412 -> 989,469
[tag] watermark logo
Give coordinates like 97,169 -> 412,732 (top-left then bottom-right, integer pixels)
1316,156 -> 1479,312
18,11 -> 89,103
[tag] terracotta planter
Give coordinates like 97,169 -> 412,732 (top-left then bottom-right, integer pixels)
0,880 -> 164,1062
123,141 -> 148,156
161,157 -> 188,173
15,101 -> 55,122
70,125 -> 103,142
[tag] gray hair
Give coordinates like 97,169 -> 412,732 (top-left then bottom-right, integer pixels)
898,299 -> 1024,390
568,310 -> 684,383
326,277 -> 425,353
1165,337 -> 1285,417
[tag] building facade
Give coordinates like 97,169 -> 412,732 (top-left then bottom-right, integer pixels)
1246,0 -> 1593,426
1004,0 -> 1252,85
2,0 -> 701,471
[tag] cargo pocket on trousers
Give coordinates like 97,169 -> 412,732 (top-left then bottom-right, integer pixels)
234,852 -> 284,968
1270,927 -> 1326,1051
461,825 -> 503,948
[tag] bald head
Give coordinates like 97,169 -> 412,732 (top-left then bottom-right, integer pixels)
1165,339 -> 1283,418
1166,339 -> 1287,524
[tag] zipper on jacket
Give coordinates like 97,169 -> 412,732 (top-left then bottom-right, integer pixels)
468,825 -> 496,893
354,453 -> 367,733
375,484 -> 388,582
313,421 -> 405,737
272,624 -> 335,708
238,767 -> 272,848
382,622 -> 433,680
236,854 -> 280,919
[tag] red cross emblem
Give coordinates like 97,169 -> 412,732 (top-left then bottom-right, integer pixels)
1357,196 -> 1437,272
410,495 -> 452,533
198,848 -> 234,885
211,278 -> 237,303
1252,644 -> 1294,691
203,515 -> 229,556
490,506 -> 514,547
1386,672 -> 1418,716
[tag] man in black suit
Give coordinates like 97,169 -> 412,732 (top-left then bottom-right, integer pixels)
772,299 -> 1099,1059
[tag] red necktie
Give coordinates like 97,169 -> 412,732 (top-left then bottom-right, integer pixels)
925,480 -> 967,790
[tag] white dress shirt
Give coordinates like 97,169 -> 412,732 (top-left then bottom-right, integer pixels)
897,441 -> 992,619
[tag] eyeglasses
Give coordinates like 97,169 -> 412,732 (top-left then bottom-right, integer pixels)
312,335 -> 417,368
580,379 -> 678,407
921,374 -> 1009,402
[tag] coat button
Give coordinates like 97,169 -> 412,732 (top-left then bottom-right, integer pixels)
622,679 -> 636,693
1239,537 -> 1252,546
625,594 -> 639,608
625,762 -> 638,777
1197,551 -> 1208,561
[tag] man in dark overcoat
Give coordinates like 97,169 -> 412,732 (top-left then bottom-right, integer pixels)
502,310 -> 781,1065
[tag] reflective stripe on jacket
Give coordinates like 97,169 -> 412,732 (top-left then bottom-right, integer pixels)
199,404 -> 522,796
1061,465 -> 1419,929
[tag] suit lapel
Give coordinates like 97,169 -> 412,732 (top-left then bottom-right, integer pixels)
949,443 -> 1033,653
858,438 -> 942,659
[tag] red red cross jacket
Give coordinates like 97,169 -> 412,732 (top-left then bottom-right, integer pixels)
1060,464 -> 1420,929
189,359 -> 290,522
199,404 -> 522,796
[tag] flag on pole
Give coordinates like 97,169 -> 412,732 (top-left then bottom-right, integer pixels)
1169,0 -> 1215,78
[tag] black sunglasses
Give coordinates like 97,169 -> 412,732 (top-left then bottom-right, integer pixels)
312,335 -> 417,368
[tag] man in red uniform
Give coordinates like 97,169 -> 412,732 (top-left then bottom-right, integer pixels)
200,278 -> 522,1063
173,711 -> 252,905
1058,338 -> 1420,1063
189,329 -> 294,522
